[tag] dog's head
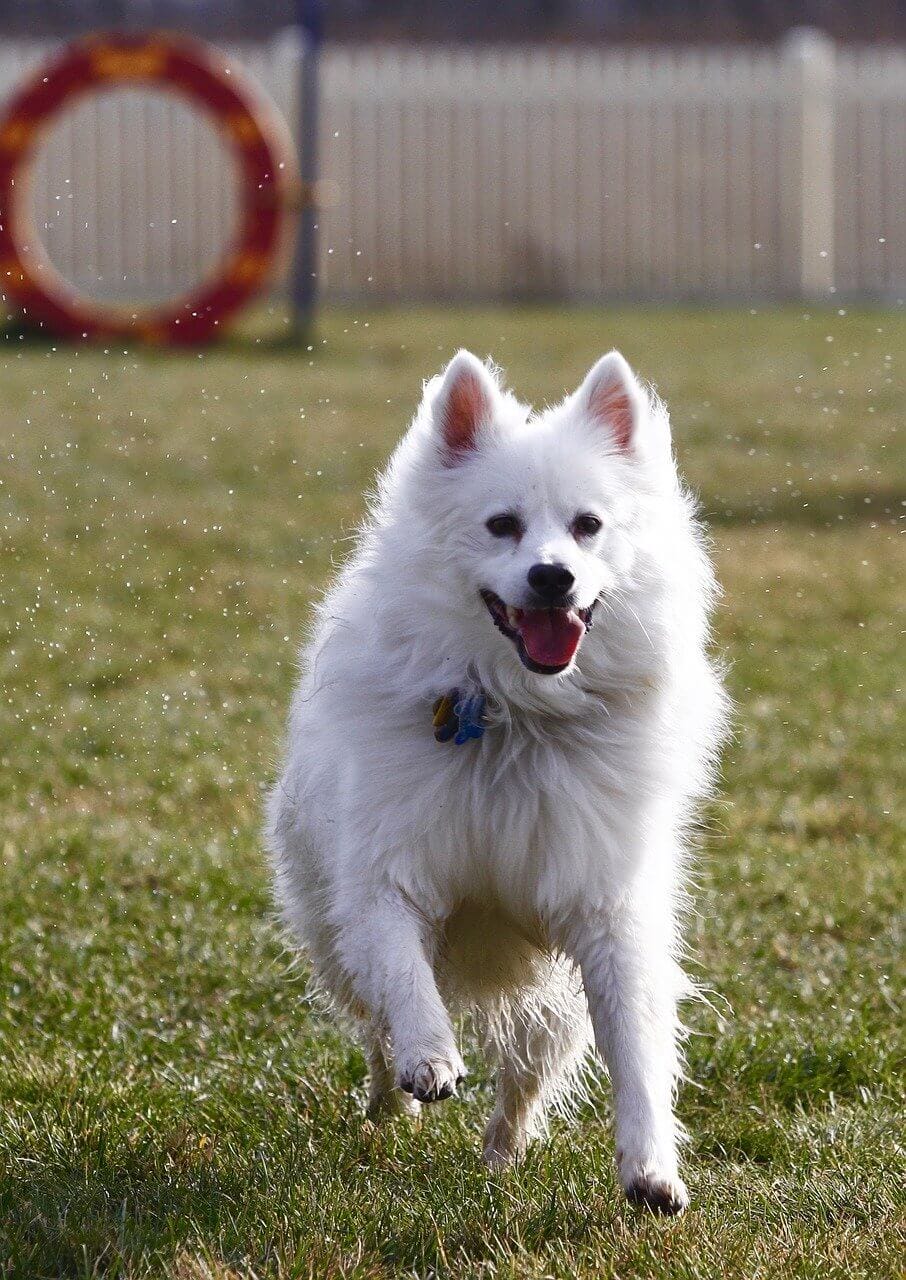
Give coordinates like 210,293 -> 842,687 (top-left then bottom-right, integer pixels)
385,349 -> 676,684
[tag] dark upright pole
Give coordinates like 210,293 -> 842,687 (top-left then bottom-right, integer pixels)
291,0 -> 323,338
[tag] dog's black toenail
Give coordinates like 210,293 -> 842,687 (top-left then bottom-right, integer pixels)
626,1181 -> 687,1216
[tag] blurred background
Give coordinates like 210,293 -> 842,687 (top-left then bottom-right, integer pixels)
1,0 -> 904,322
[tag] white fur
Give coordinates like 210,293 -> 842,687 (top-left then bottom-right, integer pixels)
267,350 -> 728,1212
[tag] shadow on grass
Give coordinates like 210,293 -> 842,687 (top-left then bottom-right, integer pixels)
0,316 -> 316,357
702,484 -> 904,528
4,1160 -> 239,1276
2,1123 -> 614,1277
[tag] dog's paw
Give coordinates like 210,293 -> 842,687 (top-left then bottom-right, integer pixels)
623,1169 -> 689,1216
396,1051 -> 466,1104
482,1114 -> 528,1170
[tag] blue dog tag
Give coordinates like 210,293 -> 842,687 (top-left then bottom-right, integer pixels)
433,689 -> 487,746
453,694 -> 487,745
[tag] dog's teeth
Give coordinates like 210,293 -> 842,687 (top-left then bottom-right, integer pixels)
506,606 -> 520,628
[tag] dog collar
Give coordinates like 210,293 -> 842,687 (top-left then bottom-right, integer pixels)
432,689 -> 487,745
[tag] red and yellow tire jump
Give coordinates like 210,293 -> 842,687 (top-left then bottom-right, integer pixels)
0,32 -> 298,344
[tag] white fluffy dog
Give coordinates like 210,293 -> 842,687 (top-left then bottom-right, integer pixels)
267,349 -> 727,1213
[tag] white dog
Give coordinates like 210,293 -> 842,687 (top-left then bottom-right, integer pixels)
267,350 -> 727,1213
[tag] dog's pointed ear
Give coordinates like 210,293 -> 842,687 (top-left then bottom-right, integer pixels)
431,350 -> 497,462
577,351 -> 645,453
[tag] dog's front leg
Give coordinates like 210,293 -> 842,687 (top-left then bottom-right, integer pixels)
574,903 -> 689,1214
335,889 -> 465,1105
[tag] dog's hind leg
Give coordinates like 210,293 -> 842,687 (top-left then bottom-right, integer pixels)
482,961 -> 591,1168
364,1029 -> 421,1120
335,889 -> 466,1105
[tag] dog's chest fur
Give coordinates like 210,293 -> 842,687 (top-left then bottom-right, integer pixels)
349,690 -> 657,929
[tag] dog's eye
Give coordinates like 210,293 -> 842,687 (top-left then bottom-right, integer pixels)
486,513 -> 522,538
573,513 -> 603,538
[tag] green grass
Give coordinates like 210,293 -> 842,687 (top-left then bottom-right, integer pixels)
0,306 -> 903,1279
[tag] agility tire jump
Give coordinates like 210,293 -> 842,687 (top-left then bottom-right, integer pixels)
0,32 -> 298,344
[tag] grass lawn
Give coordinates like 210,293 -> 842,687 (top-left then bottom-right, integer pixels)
0,306 -> 903,1279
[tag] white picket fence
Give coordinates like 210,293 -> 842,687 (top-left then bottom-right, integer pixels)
1,33 -> 904,303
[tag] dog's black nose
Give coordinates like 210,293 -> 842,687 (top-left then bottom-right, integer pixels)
527,562 -> 575,602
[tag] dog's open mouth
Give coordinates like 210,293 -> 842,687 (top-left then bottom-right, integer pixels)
480,589 -> 596,675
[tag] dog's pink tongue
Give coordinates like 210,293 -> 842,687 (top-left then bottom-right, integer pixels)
518,609 -> 585,668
